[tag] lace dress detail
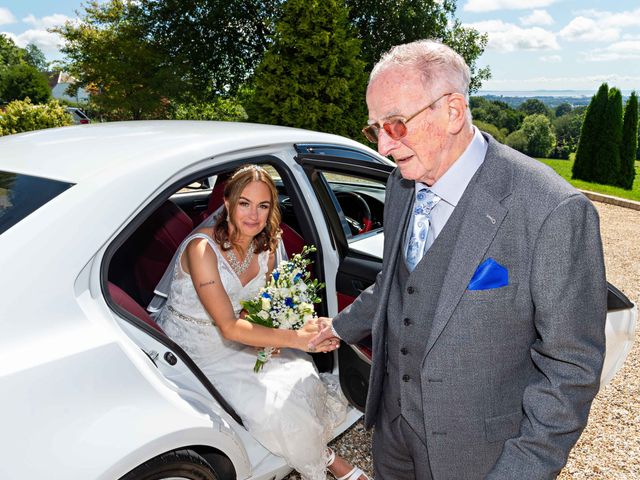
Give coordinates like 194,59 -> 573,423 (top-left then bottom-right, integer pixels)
158,233 -> 347,480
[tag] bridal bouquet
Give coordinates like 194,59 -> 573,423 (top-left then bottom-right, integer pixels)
241,245 -> 324,372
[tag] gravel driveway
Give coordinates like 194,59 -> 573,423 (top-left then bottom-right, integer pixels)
287,201 -> 639,479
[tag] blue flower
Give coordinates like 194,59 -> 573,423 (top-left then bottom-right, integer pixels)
261,292 -> 271,299
285,297 -> 295,308
293,273 -> 302,283
272,271 -> 280,281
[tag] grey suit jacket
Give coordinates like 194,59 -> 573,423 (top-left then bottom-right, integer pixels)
333,133 -> 607,479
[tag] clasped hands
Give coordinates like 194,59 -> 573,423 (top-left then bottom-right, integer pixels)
304,317 -> 339,353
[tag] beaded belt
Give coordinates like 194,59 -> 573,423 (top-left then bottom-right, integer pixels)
167,305 -> 214,326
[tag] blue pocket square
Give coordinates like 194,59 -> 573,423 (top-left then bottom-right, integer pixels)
468,258 -> 508,290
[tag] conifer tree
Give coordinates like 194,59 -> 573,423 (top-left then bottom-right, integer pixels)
247,0 -> 367,139
599,87 -> 623,185
619,92 -> 638,190
573,83 -> 608,182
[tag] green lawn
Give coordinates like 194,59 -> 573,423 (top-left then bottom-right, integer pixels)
537,158 -> 640,202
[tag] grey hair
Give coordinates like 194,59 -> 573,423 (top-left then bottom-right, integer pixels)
369,39 -> 471,102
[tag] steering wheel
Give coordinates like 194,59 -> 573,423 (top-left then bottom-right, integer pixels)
335,191 -> 373,235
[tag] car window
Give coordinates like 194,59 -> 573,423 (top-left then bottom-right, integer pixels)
0,171 -> 73,235
318,171 -> 385,241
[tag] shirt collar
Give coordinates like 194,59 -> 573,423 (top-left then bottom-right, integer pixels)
415,126 -> 487,207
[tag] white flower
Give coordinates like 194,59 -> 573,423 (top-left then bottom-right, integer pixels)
261,297 -> 271,310
257,310 -> 270,320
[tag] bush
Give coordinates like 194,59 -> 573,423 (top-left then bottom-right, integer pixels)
0,98 -> 73,135
172,98 -> 248,121
0,63 -> 51,104
473,120 -> 506,143
505,129 -> 527,153
521,114 -> 556,157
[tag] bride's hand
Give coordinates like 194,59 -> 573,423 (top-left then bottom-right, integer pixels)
294,328 -> 339,353
300,318 -> 321,334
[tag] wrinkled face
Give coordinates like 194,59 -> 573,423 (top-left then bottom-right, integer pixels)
366,67 -> 452,185
226,180 -> 272,239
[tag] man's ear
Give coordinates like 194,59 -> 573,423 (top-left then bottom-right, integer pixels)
447,93 -> 468,135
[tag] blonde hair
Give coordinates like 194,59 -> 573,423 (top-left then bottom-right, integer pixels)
214,165 -> 281,254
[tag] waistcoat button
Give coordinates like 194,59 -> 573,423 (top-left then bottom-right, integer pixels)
407,286 -> 415,294
402,374 -> 410,382
400,347 -> 408,355
403,318 -> 411,326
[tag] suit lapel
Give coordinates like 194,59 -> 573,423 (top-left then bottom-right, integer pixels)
423,135 -> 513,358
372,172 -> 413,336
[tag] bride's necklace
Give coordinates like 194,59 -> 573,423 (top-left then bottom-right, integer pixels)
224,240 -> 254,276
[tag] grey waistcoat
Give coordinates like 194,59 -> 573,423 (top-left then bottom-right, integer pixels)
384,195 -> 467,440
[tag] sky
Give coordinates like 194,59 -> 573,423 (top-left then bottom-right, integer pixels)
1,0 -> 639,94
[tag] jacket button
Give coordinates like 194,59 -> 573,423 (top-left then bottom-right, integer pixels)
400,347 -> 408,355
402,374 -> 410,382
407,286 -> 415,294
403,318 -> 411,326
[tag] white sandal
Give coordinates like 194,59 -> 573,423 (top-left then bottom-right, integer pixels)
326,448 -> 371,480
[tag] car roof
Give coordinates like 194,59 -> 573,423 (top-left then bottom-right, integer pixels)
0,121 -> 380,183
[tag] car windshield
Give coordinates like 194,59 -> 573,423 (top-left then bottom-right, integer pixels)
0,171 -> 73,235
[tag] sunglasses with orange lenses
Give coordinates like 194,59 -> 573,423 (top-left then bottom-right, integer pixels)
362,93 -> 452,143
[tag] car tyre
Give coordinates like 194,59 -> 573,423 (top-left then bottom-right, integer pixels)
120,449 -> 220,480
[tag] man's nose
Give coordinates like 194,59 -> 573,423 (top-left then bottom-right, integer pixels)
377,129 -> 399,156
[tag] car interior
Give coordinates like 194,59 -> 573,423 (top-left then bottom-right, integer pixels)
105,160 -> 342,375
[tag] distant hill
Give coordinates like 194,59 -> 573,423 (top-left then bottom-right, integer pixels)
476,91 -> 593,108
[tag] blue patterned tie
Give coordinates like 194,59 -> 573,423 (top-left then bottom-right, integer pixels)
406,188 -> 441,271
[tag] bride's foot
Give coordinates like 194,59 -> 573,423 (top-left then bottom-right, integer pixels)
326,448 -> 370,480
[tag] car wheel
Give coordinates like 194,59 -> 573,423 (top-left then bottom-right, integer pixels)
119,449 -> 221,480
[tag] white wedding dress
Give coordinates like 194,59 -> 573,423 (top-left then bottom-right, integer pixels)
157,233 -> 347,480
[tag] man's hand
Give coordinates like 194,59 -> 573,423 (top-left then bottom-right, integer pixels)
308,317 -> 338,352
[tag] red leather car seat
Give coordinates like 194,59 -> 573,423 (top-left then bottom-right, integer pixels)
134,200 -> 193,305
108,282 -> 164,333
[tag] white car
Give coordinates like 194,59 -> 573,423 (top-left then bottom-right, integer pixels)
0,121 -> 635,479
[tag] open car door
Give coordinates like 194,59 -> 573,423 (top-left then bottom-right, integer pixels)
296,145 -> 393,411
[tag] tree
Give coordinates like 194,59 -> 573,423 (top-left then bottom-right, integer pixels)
54,0 -> 188,120
472,120 -> 506,143
619,92 -> 638,189
520,114 -> 556,157
0,63 -> 51,104
140,0 -> 283,97
23,44 -> 48,72
600,87 -> 623,185
247,0 -> 367,139
518,98 -> 550,118
555,102 -> 572,117
505,129 -> 527,153
573,84 -> 609,182
471,96 -> 524,134
551,111 -> 583,159
345,0 -> 490,92
0,34 -> 23,69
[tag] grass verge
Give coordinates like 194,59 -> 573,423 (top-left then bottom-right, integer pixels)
537,158 -> 640,203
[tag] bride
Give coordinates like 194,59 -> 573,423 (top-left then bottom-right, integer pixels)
156,165 -> 369,480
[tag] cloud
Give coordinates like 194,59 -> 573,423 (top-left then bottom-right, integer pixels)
464,20 -> 559,52
22,14 -> 71,30
583,40 -> 640,62
0,7 -> 16,25
540,54 -> 562,63
520,10 -> 554,26
1,14 -> 73,59
560,8 -> 640,43
1,29 -> 65,58
483,73 -> 640,91
463,0 -> 559,13
559,17 -> 620,42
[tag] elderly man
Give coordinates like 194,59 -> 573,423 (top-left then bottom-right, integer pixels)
310,40 -> 606,479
